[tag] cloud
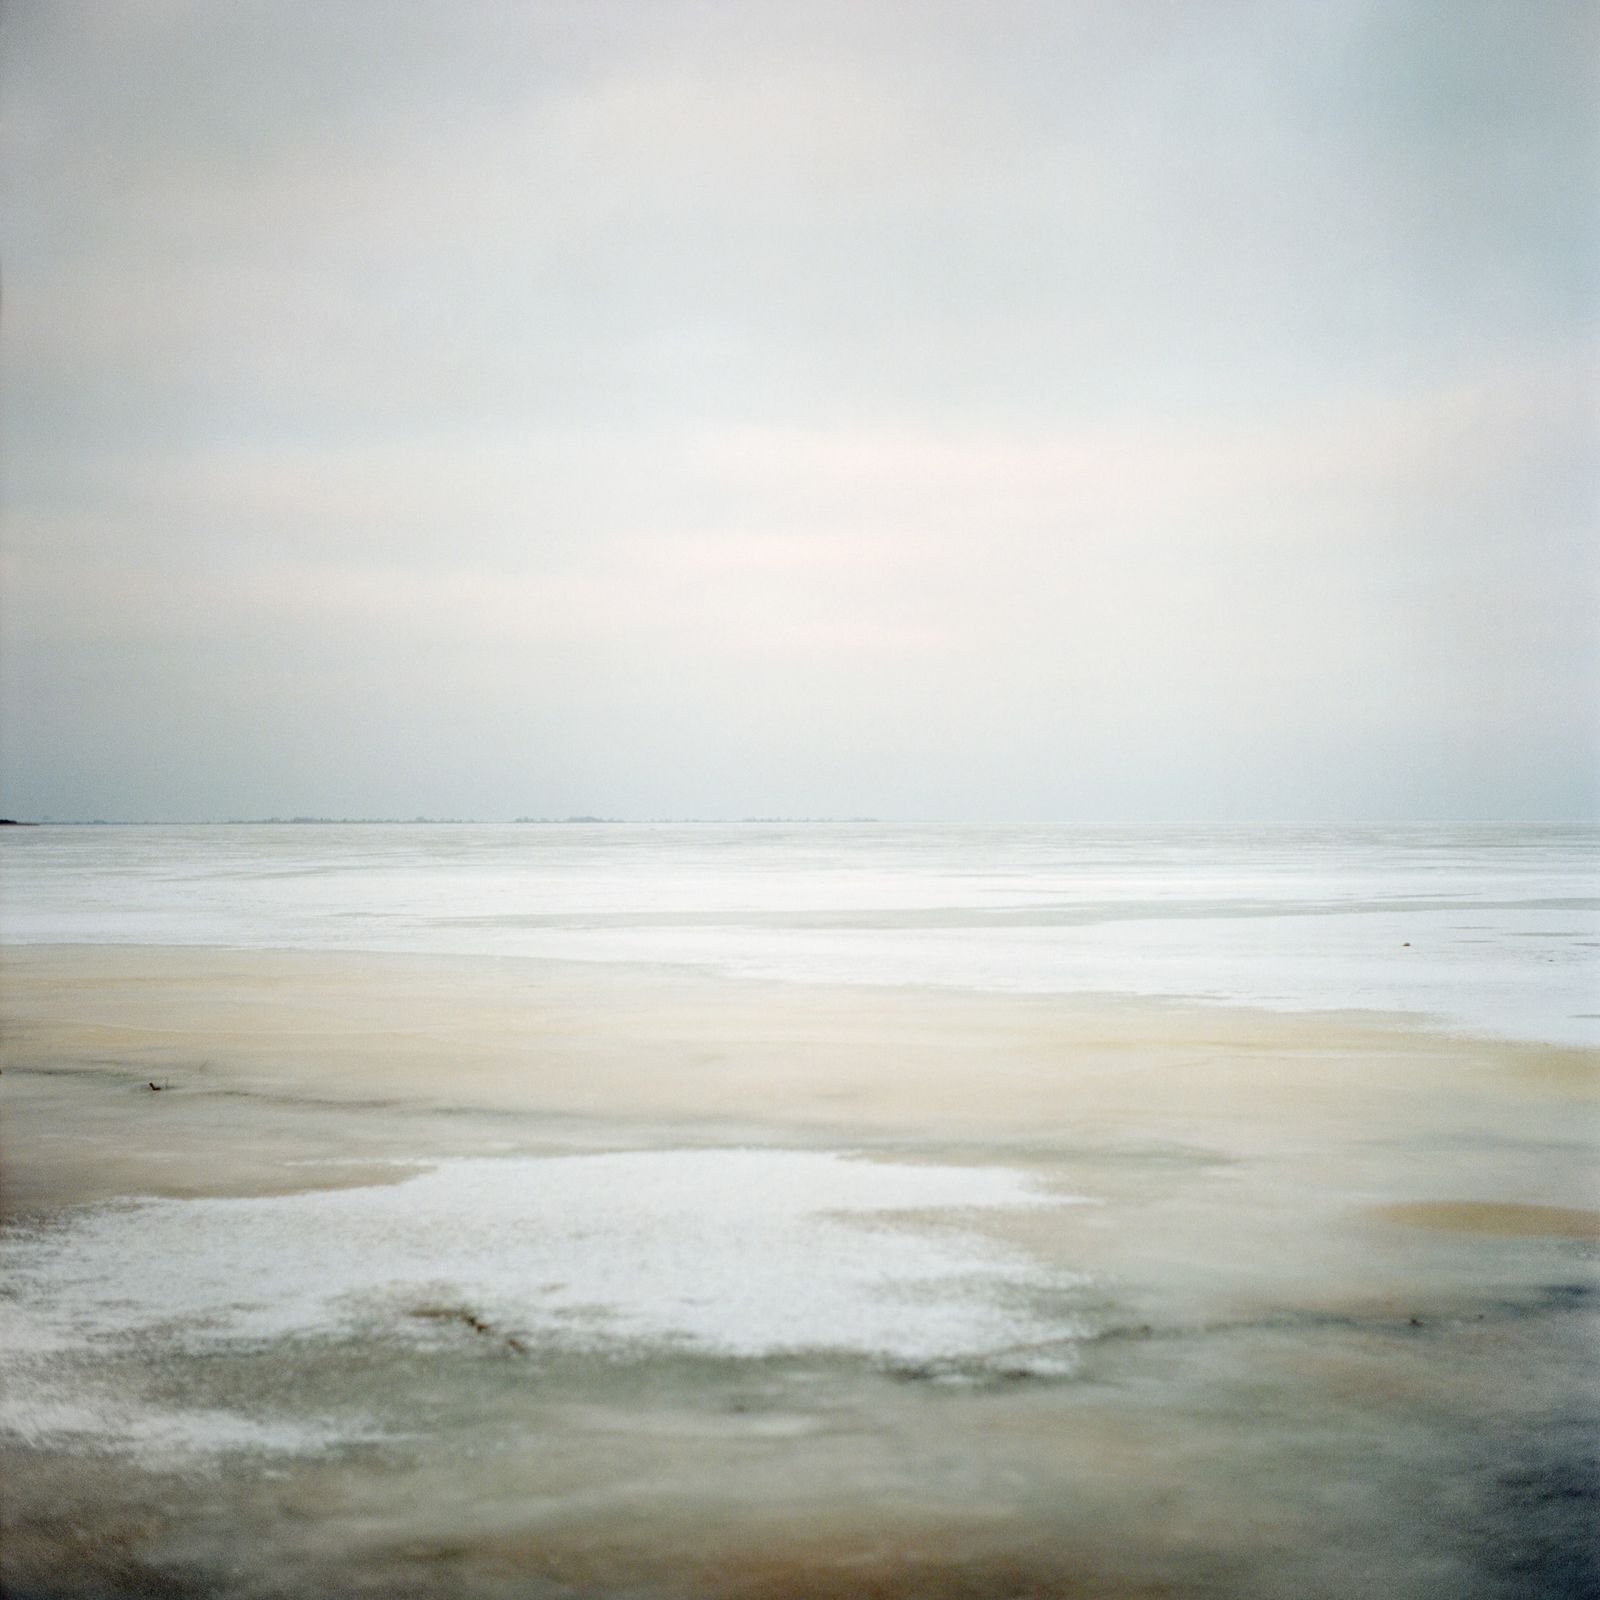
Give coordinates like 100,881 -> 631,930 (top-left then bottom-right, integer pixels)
1,0 -> 1594,818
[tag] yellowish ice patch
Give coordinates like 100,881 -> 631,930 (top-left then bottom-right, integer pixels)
1374,1201 -> 1600,1239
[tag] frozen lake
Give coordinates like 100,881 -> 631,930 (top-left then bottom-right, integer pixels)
3,820 -> 1596,1042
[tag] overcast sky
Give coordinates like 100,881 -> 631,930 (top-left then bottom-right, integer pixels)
2,0 -> 1595,821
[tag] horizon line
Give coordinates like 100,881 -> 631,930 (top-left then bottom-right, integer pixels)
6,816 -> 1597,829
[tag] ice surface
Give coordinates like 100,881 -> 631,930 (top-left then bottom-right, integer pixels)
3,822 -> 1593,1042
2,1151 -> 1091,1364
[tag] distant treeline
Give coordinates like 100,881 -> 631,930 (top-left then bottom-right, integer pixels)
237,816 -> 475,825
35,816 -> 881,826
512,816 -> 880,825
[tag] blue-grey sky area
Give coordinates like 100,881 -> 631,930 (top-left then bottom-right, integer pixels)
1,0 -> 1595,821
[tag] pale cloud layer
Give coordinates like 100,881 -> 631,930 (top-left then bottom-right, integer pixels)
2,0 -> 1595,820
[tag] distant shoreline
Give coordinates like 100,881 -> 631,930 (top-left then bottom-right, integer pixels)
10,816 -> 884,827
6,817 -> 1593,829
